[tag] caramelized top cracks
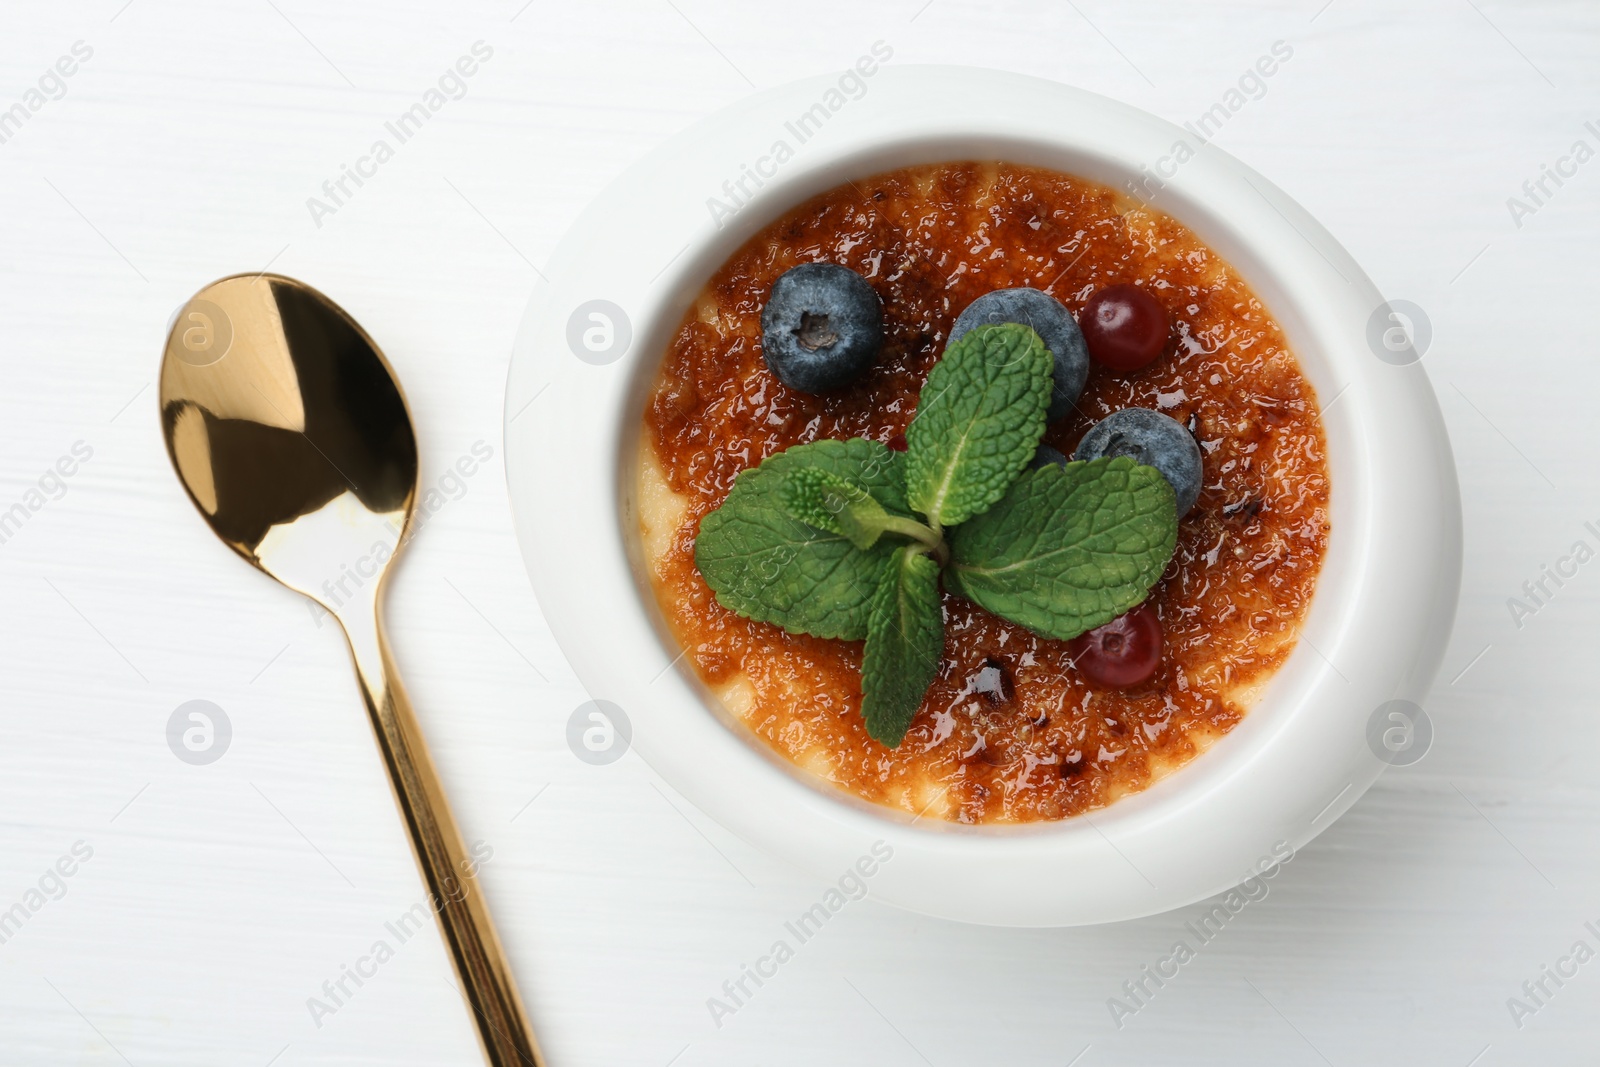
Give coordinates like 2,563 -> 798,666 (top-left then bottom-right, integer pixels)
645,161 -> 1330,824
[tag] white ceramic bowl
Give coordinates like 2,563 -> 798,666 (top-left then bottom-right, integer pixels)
504,66 -> 1461,926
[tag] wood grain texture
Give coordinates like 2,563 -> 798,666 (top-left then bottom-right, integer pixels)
0,0 -> 1596,1063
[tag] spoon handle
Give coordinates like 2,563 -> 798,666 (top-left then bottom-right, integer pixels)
339,599 -> 543,1067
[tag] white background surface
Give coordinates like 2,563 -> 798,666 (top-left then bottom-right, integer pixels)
0,1 -> 1595,1064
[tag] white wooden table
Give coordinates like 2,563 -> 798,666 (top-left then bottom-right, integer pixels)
1,1 -> 1596,1063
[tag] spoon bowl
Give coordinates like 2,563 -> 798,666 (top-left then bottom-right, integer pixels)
161,273 -> 542,1066
161,275 -> 415,603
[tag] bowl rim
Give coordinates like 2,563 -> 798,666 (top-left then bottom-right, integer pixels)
503,64 -> 1462,926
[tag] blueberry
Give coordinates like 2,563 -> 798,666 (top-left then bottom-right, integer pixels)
949,288 -> 1089,422
760,263 -> 882,393
1029,444 -> 1069,471
1074,408 -> 1203,517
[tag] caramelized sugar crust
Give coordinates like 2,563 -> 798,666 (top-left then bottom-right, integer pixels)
640,162 -> 1329,824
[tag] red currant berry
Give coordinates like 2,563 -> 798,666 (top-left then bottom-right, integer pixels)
1068,602 -> 1163,688
1080,284 -> 1170,373
886,432 -> 908,452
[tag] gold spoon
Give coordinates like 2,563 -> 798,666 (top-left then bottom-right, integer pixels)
159,273 -> 543,1067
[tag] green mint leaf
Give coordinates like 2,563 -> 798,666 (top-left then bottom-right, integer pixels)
946,457 -> 1177,641
861,544 -> 944,747
778,465 -> 947,554
694,438 -> 908,640
779,466 -> 892,550
904,323 -> 1053,529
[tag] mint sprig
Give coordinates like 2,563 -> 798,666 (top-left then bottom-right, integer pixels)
692,323 -> 1179,748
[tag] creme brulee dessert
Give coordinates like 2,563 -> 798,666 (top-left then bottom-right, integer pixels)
637,161 -> 1329,825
